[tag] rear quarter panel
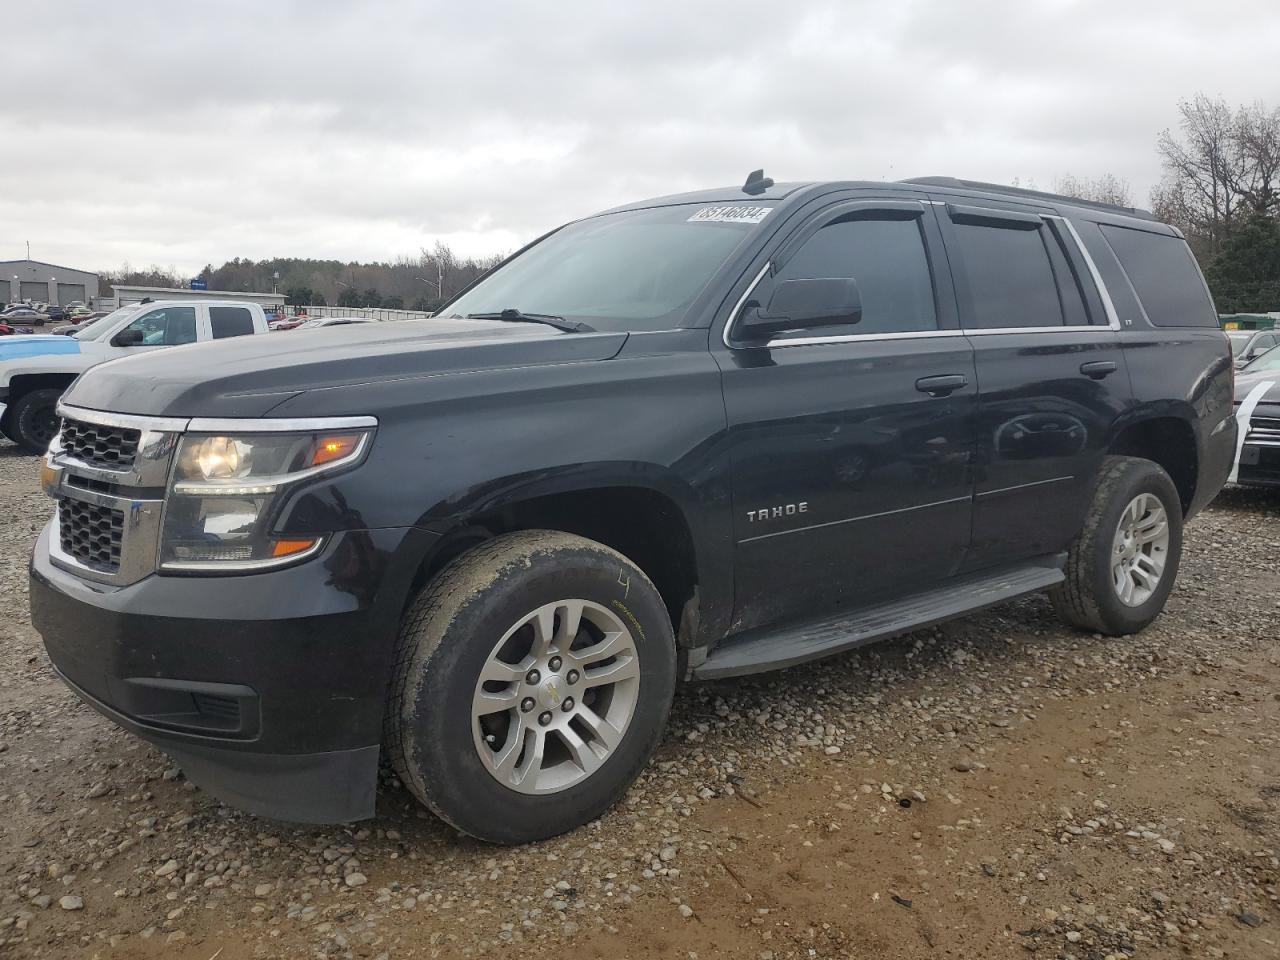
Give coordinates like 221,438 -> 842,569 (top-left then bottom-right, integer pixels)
1071,215 -> 1236,515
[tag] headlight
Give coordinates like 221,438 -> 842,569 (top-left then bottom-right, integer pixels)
159,424 -> 373,571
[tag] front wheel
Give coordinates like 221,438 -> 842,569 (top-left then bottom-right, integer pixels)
9,388 -> 63,454
1050,456 -> 1184,635
385,531 -> 677,843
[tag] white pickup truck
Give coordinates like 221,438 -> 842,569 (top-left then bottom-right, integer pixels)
0,300 -> 270,452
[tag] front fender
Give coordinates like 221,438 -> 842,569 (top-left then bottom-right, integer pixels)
0,353 -> 98,390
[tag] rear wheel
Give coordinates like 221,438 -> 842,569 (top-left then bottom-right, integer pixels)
1050,456 -> 1183,635
386,531 -> 677,843
9,388 -> 62,454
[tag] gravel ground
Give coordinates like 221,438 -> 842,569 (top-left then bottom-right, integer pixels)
1,440 -> 1278,960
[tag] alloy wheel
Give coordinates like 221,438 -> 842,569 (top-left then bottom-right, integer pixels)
1110,493 -> 1170,607
471,599 -> 640,794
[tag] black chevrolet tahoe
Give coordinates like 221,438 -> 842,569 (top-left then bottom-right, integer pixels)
30,174 -> 1237,844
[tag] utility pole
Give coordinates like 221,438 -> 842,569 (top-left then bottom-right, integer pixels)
26,241 -> 30,259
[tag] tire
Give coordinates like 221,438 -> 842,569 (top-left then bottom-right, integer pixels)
1050,455 -> 1184,635
0,409 -> 17,445
9,388 -> 63,454
385,530 -> 677,844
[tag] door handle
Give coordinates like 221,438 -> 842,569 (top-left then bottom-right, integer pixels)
915,374 -> 969,397
1079,360 -> 1118,380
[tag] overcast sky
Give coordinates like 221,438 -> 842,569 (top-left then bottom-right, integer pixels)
2,0 -> 1277,277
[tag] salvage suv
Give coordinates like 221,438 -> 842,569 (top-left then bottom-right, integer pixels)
30,174 -> 1236,843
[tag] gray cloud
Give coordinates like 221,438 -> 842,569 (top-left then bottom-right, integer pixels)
2,0 -> 1277,275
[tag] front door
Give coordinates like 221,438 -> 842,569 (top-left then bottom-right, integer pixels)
932,199 -> 1132,570
717,198 -> 978,634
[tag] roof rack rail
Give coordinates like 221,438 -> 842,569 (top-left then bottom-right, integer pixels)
901,176 -> 1155,220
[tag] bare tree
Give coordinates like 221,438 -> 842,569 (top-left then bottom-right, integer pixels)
1153,95 -> 1280,259
1053,173 -> 1133,207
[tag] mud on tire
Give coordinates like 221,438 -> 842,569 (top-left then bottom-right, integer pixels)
384,530 -> 677,844
1050,455 -> 1184,636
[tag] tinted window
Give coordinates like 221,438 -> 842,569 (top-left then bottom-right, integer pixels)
123,307 -> 197,346
209,306 -> 256,339
773,215 -> 937,337
1099,225 -> 1217,327
952,221 -> 1063,329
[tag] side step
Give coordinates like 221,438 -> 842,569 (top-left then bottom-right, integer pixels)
693,556 -> 1066,680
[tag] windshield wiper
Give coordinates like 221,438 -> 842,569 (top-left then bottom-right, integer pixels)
464,309 -> 594,334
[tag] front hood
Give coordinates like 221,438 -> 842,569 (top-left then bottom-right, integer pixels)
1234,370 -> 1280,405
0,334 -> 82,361
63,319 -> 629,418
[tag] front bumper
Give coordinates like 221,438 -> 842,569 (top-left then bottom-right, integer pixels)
29,522 -> 423,823
1236,442 -> 1280,486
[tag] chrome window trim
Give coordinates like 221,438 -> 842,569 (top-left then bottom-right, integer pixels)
731,211 -> 1125,350
1047,215 -> 1122,330
720,261 -> 772,348
185,415 -> 379,433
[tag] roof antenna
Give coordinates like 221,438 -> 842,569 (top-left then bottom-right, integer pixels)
741,169 -> 774,196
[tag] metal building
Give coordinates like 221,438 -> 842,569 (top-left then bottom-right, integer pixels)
109,285 -> 285,308
1,259 -> 101,307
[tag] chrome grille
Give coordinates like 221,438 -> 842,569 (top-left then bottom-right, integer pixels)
57,498 -> 124,573
60,417 -> 142,470
48,405 -> 188,586
1247,416 -> 1280,447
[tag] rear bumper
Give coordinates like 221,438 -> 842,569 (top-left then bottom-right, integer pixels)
29,522 -> 431,823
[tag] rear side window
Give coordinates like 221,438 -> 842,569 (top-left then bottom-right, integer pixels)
773,215 -> 937,337
1099,225 -> 1217,327
950,219 -> 1064,329
209,306 -> 256,339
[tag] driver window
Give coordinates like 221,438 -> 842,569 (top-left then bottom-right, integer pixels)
772,215 -> 938,340
123,306 -> 197,346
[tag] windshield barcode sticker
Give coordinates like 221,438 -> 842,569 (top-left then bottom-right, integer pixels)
688,206 -> 771,224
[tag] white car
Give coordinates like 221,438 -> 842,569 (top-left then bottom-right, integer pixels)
0,300 -> 271,452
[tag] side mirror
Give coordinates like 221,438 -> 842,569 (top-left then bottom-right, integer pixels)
111,328 -> 144,347
737,278 -> 863,341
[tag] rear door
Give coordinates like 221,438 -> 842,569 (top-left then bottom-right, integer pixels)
717,197 -> 978,632
933,199 -> 1131,570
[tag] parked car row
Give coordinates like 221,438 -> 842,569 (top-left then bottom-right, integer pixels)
0,302 -> 97,326
269,313 -> 376,331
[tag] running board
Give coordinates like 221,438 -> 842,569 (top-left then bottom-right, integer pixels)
693,556 -> 1066,680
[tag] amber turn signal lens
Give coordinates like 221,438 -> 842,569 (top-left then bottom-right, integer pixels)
40,461 -> 62,497
270,538 -> 320,558
311,434 -> 360,466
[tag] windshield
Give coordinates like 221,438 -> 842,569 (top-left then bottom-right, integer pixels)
1241,344 -> 1280,373
441,203 -> 776,332
73,306 -> 139,340
1227,332 -> 1253,356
